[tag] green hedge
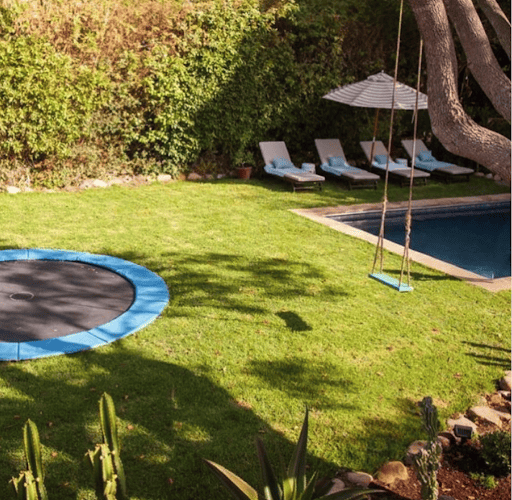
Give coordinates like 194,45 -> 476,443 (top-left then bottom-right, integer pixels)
0,36 -> 109,162
0,0 -> 424,182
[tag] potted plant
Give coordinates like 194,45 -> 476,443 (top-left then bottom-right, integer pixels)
233,150 -> 254,180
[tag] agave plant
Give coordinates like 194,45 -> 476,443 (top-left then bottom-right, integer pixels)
204,409 -> 384,500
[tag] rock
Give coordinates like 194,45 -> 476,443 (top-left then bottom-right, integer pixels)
217,173 -> 227,179
468,406 -> 510,428
405,440 -> 427,465
437,434 -> 451,449
79,179 -> 96,189
376,461 -> 408,485
92,179 -> 109,188
187,172 -> 202,181
498,390 -> 511,401
6,186 -> 21,194
326,478 -> 345,494
474,172 -> 485,177
446,415 -> 477,432
132,175 -> 150,185
345,471 -> 373,488
157,174 -> 173,183
485,173 -> 494,179
110,177 -> 129,185
500,371 -> 512,391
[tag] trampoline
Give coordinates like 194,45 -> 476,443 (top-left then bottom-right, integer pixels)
0,249 -> 169,361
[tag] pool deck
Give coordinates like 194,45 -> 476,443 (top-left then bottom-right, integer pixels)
292,194 -> 511,293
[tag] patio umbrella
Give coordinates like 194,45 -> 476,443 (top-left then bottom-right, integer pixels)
323,71 -> 427,110
323,70 -> 429,292
322,71 -> 428,160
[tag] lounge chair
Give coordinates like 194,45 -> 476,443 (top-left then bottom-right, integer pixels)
360,140 -> 430,187
401,139 -> 474,182
259,141 -> 325,192
315,139 -> 379,190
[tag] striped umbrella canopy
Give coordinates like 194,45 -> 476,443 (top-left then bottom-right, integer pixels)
323,71 -> 428,110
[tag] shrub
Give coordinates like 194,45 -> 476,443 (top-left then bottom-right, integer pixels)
0,36 -> 109,162
479,431 -> 511,478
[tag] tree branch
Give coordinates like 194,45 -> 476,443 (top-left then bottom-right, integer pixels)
475,0 -> 511,59
443,0 -> 511,120
407,0 -> 511,182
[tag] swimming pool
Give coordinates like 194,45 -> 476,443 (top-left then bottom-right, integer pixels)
328,201 -> 511,279
292,195 -> 511,292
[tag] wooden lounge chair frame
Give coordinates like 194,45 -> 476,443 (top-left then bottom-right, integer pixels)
315,139 -> 379,190
360,140 -> 430,187
259,141 -> 325,192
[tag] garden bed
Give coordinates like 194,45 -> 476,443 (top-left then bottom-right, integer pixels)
372,457 -> 511,499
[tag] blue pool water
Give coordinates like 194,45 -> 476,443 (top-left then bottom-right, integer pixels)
329,202 -> 511,279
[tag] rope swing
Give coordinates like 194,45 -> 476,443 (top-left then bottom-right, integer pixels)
369,0 -> 424,292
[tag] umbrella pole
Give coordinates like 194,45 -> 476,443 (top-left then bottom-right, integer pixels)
369,109 -> 379,165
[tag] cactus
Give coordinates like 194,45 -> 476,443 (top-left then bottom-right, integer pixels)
9,420 -> 49,500
85,393 -> 127,500
413,397 -> 442,500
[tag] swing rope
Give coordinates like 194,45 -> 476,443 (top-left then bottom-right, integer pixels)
370,0 -> 425,291
399,39 -> 424,287
371,0 -> 404,276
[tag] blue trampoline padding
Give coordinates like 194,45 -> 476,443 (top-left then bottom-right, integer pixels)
0,249 -> 169,361
0,249 -> 30,261
369,273 -> 413,292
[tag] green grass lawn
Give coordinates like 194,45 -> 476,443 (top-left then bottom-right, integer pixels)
0,176 -> 510,499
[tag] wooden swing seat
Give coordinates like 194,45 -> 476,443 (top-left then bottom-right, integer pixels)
369,273 -> 413,292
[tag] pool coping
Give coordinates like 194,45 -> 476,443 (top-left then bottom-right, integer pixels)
292,194 -> 511,293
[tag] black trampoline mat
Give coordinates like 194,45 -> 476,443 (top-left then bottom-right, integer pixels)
0,260 -> 135,342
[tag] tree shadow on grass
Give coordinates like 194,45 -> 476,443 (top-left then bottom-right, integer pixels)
0,344 -> 425,499
0,247 -> 428,498
462,341 -> 511,369
0,247 -> 352,499
98,248 -> 349,319
247,356 -> 359,411
276,311 -> 313,332
356,398 -> 422,472
0,345 -> 310,500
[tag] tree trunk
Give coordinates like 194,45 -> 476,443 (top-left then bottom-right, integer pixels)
444,0 -> 511,120
475,0 -> 511,59
407,0 -> 511,183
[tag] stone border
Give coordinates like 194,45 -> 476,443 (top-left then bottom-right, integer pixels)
292,194 -> 511,292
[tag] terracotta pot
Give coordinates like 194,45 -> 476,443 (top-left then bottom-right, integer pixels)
237,166 -> 252,180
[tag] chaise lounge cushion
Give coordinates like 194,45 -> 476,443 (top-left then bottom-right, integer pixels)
328,156 -> 346,167
272,157 -> 295,169
374,154 -> 388,164
418,150 -> 434,162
